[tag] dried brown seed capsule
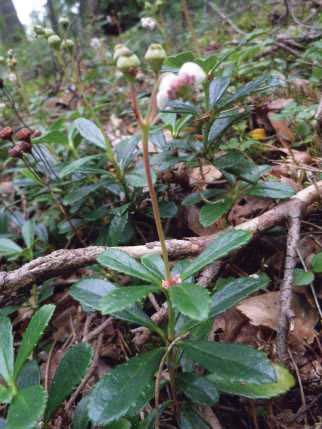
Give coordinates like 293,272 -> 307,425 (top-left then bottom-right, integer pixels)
9,145 -> 23,158
0,127 -> 14,140
15,127 -> 33,142
20,140 -> 32,153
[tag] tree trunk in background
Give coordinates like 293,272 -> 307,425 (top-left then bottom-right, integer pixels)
0,0 -> 25,45
46,0 -> 59,33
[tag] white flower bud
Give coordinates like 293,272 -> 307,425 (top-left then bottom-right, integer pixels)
90,37 -> 101,50
179,62 -> 206,86
8,73 -> 17,84
140,17 -> 157,31
156,73 -> 177,109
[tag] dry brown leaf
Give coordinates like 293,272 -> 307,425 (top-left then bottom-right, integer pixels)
189,164 -> 222,187
268,112 -> 294,144
228,196 -> 273,225
199,406 -> 223,429
237,292 -> 318,346
266,98 -> 294,111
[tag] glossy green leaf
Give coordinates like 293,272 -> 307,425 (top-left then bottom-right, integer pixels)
126,167 -> 157,188
181,229 -> 252,281
88,348 -> 164,425
70,278 -> 116,311
199,198 -> 233,227
22,220 -> 35,248
180,405 -> 209,429
0,384 -> 13,404
0,238 -> 23,256
169,284 -> 210,321
105,418 -> 132,429
59,155 -> 98,178
0,316 -> 14,385
180,340 -> 276,384
72,396 -> 91,429
247,181 -> 295,199
15,304 -> 55,378
294,269 -> 314,286
70,278 -> 160,332
45,343 -> 93,420
141,254 -> 166,280
16,360 -> 40,390
74,118 -> 106,149
208,112 -> 242,143
207,364 -> 295,399
97,249 -> 160,284
177,373 -> 219,405
99,286 -> 159,315
164,51 -> 194,68
107,213 -> 129,246
210,274 -> 270,317
6,385 -> 47,429
225,76 -> 272,105
312,252 -> 322,273
209,77 -> 230,106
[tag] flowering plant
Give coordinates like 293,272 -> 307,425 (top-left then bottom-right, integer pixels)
68,44 -> 294,428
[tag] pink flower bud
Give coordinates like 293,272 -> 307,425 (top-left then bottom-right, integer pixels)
179,62 -> 206,86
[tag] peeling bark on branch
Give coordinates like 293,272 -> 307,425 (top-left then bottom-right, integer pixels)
0,181 -> 321,291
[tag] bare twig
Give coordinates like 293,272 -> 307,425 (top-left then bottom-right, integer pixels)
197,262 -> 222,288
276,201 -> 302,360
208,2 -> 246,35
1,181 -> 322,291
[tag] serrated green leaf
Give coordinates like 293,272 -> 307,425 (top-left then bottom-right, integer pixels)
312,252 -> 322,273
6,385 -> 47,429
247,180 -> 295,199
141,254 -> 166,280
210,274 -> 270,317
177,373 -> 219,405
0,316 -> 14,385
209,77 -> 231,107
0,384 -> 13,404
69,278 -> 160,332
88,348 -> 164,425
207,364 -> 295,399
70,278 -> 116,311
293,269 -> 314,286
199,198 -> 233,227
0,238 -> 23,256
72,396 -> 91,429
22,220 -> 35,248
99,286 -> 159,315
181,229 -> 252,281
180,405 -> 209,429
45,343 -> 93,420
14,304 -> 55,378
16,360 -> 40,390
74,118 -> 106,149
97,249 -> 160,284
169,284 -> 210,321
208,112 -> 242,143
225,75 -> 273,105
105,418 -> 132,429
59,155 -> 98,178
180,340 -> 276,384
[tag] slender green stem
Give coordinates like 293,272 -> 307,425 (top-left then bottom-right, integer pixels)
141,122 -> 171,281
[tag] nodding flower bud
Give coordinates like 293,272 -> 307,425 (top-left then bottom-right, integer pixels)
144,43 -> 166,73
19,140 -> 32,153
113,44 -> 132,62
15,128 -> 33,142
9,145 -> 23,159
0,127 -> 13,141
59,17 -> 70,30
44,28 -> 55,38
48,34 -> 62,50
33,25 -> 45,36
178,62 -> 206,86
116,54 -> 140,74
61,39 -> 75,53
0,56 -> 5,66
7,58 -> 17,70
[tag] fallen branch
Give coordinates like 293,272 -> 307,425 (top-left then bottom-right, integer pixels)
276,201 -> 302,360
1,181 -> 322,291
